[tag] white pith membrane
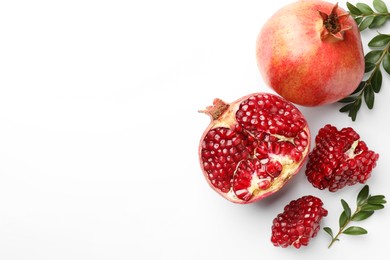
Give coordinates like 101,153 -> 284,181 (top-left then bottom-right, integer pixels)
200,94 -> 310,203
230,153 -> 296,202
345,139 -> 361,158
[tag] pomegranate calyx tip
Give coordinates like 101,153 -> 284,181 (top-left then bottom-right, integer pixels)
319,3 -> 351,41
199,98 -> 229,121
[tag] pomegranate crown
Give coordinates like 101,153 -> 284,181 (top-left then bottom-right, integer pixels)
198,98 -> 229,121
319,3 -> 352,41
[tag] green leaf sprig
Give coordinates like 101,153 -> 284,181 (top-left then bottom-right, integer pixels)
339,0 -> 390,121
347,0 -> 390,31
323,185 -> 386,248
339,33 -> 390,120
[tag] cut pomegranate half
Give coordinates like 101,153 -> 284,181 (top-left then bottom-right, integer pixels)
199,93 -> 310,203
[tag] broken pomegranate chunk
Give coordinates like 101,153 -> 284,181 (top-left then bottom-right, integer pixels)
305,124 -> 379,192
271,195 -> 327,248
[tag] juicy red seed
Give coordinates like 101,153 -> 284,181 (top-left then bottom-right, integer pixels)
236,94 -> 307,138
266,161 -> 282,177
271,196 -> 327,248
305,124 -> 379,192
232,158 -> 278,201
258,179 -> 271,189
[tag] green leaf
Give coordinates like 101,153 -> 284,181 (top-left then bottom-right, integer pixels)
349,108 -> 358,122
360,203 -> 385,211
364,85 -> 375,109
323,227 -> 334,238
339,211 -> 348,228
349,99 -> 362,121
365,62 -> 376,73
369,16 -> 388,28
359,16 -> 375,31
352,211 -> 375,221
339,96 -> 357,103
373,0 -> 388,13
365,50 -> 382,64
351,81 -> 366,95
339,103 -> 354,113
368,195 -> 387,205
355,17 -> 364,26
382,53 -> 390,75
341,199 -> 352,219
368,34 -> 390,47
357,3 -> 374,14
343,226 -> 368,235
347,2 -> 363,15
369,195 -> 385,200
357,185 -> 369,206
371,69 -> 382,93
368,198 -> 387,205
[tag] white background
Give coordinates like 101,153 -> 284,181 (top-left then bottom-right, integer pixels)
0,0 -> 389,259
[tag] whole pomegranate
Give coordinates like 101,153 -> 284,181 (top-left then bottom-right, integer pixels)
256,1 -> 364,106
198,93 -> 310,204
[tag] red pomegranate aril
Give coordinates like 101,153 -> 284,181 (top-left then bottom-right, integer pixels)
271,196 -> 328,248
305,124 -> 379,192
199,93 -> 310,203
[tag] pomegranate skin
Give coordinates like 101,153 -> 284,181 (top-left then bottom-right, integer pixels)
256,0 -> 364,106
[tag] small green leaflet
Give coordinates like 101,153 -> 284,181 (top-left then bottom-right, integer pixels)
373,0 -> 388,13
323,227 -> 334,238
368,34 -> 390,47
364,85 -> 375,109
357,185 -> 369,206
343,226 -> 368,235
341,199 -> 351,219
360,203 -> 385,211
352,211 -> 374,221
368,195 -> 387,204
382,53 -> 390,75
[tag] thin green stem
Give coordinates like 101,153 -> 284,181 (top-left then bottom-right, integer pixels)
328,208 -> 361,248
328,226 -> 344,248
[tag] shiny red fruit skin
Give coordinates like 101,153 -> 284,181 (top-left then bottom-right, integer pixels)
256,0 -> 364,106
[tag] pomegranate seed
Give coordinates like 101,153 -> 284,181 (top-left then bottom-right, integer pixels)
305,124 -> 379,191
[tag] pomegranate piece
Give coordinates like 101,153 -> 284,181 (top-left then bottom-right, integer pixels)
199,93 -> 310,203
305,124 -> 379,192
271,195 -> 328,248
256,1 -> 364,106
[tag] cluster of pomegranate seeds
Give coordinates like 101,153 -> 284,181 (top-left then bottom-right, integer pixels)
271,195 -> 328,248
305,124 -> 379,192
236,95 -> 307,138
199,93 -> 310,203
201,128 -> 251,193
